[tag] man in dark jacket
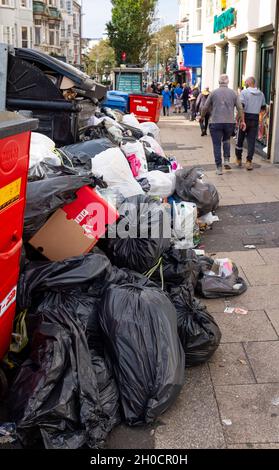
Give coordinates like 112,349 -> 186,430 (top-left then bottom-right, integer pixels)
201,74 -> 246,175
235,77 -> 266,171
182,83 -> 190,113
196,88 -> 210,136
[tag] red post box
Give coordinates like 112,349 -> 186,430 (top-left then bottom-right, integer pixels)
129,93 -> 163,123
0,112 -> 37,362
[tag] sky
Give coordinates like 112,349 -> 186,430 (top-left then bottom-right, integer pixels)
82,0 -> 179,39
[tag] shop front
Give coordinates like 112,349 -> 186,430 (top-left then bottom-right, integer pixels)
180,43 -> 203,86
202,0 -> 276,154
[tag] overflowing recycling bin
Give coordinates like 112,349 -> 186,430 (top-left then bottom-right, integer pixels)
0,112 -> 37,377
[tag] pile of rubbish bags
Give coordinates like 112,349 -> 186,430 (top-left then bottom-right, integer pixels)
3,107 -> 248,449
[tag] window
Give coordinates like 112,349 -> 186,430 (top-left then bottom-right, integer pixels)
66,0 -> 72,14
60,0 -> 65,8
35,26 -> 41,45
196,0 -> 202,31
61,20 -> 66,38
67,24 -> 72,36
20,0 -> 32,6
3,26 -> 10,44
56,25 -> 59,46
49,24 -> 55,45
73,13 -> 77,30
21,26 -> 28,47
1,0 -> 15,6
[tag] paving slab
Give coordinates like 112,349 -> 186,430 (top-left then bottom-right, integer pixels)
154,366 -> 226,449
228,443 -> 279,449
208,343 -> 256,386
215,384 -> 279,444
208,251 -> 266,267
266,309 -> 279,336
210,311 -> 278,343
242,265 -> 279,286
205,286 -> 279,312
258,248 -> 279,265
105,425 -> 154,450
244,341 -> 279,383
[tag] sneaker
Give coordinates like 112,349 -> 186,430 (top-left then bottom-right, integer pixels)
246,160 -> 253,171
216,166 -> 223,176
224,158 -> 232,170
235,157 -> 242,167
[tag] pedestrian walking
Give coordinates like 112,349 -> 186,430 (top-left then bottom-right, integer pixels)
196,87 -> 211,136
189,85 -> 200,121
162,85 -> 172,116
200,74 -> 246,175
182,83 -> 190,113
174,84 -> 183,114
235,76 -> 266,171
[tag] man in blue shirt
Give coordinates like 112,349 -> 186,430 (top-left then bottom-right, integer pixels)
174,84 -> 183,113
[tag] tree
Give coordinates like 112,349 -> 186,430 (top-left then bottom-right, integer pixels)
148,25 -> 177,77
85,40 -> 116,80
106,0 -> 157,66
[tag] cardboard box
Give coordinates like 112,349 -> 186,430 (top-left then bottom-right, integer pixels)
29,186 -> 119,261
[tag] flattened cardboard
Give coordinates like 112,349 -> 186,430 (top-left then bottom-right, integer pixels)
29,208 -> 97,261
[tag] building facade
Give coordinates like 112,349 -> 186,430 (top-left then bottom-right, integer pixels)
203,0 -> 276,94
0,0 -> 33,49
33,0 -> 62,56
270,6 -> 279,163
59,0 -> 81,65
0,0 -> 82,65
176,0 -> 206,85
202,0 -> 276,151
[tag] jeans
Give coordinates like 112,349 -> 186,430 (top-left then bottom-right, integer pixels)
209,123 -> 235,167
235,116 -> 259,161
200,113 -> 210,134
163,106 -> 170,116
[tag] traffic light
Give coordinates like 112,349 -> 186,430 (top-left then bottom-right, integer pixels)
121,52 -> 126,62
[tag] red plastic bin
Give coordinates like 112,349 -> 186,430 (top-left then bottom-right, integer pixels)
0,112 -> 37,361
129,93 -> 163,123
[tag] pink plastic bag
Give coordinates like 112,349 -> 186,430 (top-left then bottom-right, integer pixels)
127,154 -> 142,178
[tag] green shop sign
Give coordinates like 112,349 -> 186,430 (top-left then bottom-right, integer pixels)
214,7 -> 236,33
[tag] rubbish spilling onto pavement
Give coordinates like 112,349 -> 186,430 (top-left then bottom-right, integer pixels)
0,92 -> 249,450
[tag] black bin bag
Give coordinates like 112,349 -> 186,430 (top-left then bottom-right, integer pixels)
103,195 -> 171,274
175,168 -> 219,216
150,246 -> 201,291
11,253 -> 120,449
60,138 -> 116,168
99,282 -> 185,425
196,257 -> 248,299
169,286 -> 221,367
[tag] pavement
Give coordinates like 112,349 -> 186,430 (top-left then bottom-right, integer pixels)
1,114 -> 279,450
106,113 -> 279,450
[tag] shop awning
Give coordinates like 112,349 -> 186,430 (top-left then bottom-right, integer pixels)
180,43 -> 203,68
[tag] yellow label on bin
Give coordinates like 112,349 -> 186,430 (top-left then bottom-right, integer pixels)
0,177 -> 22,212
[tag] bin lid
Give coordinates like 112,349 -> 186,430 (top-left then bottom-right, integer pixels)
129,92 -> 161,98
0,111 -> 38,140
14,48 -> 105,95
108,90 -> 129,98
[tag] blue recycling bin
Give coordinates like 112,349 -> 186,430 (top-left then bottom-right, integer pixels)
108,91 -> 129,111
102,91 -> 127,113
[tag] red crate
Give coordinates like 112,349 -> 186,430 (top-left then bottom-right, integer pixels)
129,93 -> 163,123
